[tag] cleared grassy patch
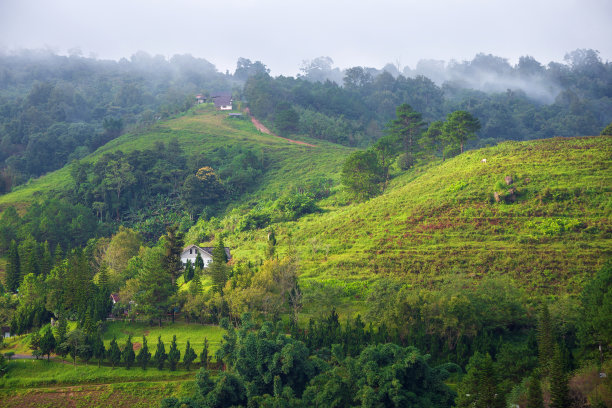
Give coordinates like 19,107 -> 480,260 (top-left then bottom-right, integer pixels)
101,321 -> 225,355
0,360 -> 194,389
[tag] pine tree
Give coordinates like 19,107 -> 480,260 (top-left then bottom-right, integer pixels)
54,243 -> 64,266
92,334 -> 106,367
456,352 -> 504,408
526,375 -> 544,408
81,306 -> 95,336
163,224 -> 184,288
40,327 -> 56,361
136,335 -> 151,370
108,336 -> 121,368
550,344 -> 570,408
183,340 -> 196,370
167,335 -> 180,371
40,241 -> 53,277
200,338 -> 209,369
55,316 -> 68,347
183,259 -> 195,283
190,269 -> 202,297
387,103 -> 426,162
122,335 -> 135,369
6,240 -> 20,292
195,252 -> 204,269
154,336 -> 167,370
537,304 -> 555,376
266,228 -> 276,259
210,238 -> 228,294
19,236 -> 40,278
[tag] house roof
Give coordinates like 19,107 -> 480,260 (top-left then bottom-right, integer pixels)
1,326 -> 9,333
110,293 -> 120,303
212,93 -> 232,108
182,244 -> 232,260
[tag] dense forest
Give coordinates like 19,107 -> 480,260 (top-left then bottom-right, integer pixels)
0,50 -> 237,192
0,48 -> 611,407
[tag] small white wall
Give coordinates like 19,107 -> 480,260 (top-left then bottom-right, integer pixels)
219,104 -> 232,110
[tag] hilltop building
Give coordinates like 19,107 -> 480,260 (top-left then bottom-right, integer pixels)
212,93 -> 233,110
180,244 -> 232,267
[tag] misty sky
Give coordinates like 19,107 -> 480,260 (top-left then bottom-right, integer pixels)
1,0 -> 611,76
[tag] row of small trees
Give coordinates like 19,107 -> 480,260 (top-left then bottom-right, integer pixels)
31,325 -> 211,371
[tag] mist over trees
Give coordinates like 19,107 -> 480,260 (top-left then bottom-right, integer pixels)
0,48 -> 610,194
0,50 -> 237,191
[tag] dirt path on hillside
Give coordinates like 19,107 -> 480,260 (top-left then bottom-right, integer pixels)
245,108 -> 317,147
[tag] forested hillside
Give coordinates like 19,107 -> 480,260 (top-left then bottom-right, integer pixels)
0,51 -> 236,192
0,49 -> 610,408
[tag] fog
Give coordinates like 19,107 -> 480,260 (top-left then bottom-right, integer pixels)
1,0 -> 611,74
1,0 -> 611,102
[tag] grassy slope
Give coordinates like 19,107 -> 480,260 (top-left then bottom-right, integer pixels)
0,321 -> 224,407
226,136 -> 612,295
0,103 -> 353,211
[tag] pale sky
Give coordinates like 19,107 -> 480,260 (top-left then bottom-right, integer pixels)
1,0 -> 611,75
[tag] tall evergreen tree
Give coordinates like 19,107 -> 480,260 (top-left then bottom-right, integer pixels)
442,110 -> 481,154
6,240 -> 20,292
266,228 -> 276,259
456,352 -> 504,408
92,334 -> 106,367
183,340 -> 196,370
108,336 -> 121,368
54,243 -> 64,266
550,345 -> 570,408
190,269 -> 202,297
183,259 -> 195,283
200,338 -> 209,370
537,304 -> 555,376
19,236 -> 40,278
135,247 -> 173,326
122,335 -> 135,369
136,335 -> 151,370
40,327 -> 56,361
168,335 -> 180,371
40,241 -> 53,277
55,316 -> 68,348
526,375 -> 544,408
163,224 -> 184,288
154,336 -> 167,370
195,252 -> 204,270
387,103 -> 426,161
210,238 -> 229,294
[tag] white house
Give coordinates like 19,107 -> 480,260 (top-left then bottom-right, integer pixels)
195,94 -> 206,104
212,93 -> 233,110
180,245 -> 231,268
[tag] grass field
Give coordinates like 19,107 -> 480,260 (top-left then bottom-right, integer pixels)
0,321 -> 224,406
101,321 -> 225,355
215,136 -> 612,296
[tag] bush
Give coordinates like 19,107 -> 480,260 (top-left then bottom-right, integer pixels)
274,194 -> 319,221
238,208 -> 271,231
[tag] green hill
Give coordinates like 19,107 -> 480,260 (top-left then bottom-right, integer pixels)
1,105 -> 610,296
0,104 -> 353,212
212,136 -> 612,295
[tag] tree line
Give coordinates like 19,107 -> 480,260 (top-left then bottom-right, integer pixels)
242,50 -> 612,149
341,104 -> 480,200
